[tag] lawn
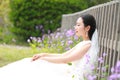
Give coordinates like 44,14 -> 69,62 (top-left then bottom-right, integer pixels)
0,44 -> 41,67
0,44 -> 62,67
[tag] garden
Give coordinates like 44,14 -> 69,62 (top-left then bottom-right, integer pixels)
0,0 -> 119,80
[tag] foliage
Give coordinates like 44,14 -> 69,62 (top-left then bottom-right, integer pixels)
0,0 -> 111,44
27,29 -> 81,53
0,0 -> 10,23
91,0 -> 112,5
9,0 -> 88,41
83,52 -> 120,80
0,0 -> 17,44
0,26 -> 15,44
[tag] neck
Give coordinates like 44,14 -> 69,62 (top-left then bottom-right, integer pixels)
82,36 -> 90,41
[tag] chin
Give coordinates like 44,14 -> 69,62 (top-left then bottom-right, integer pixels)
75,33 -> 80,37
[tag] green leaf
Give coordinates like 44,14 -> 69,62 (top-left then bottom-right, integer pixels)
67,62 -> 72,66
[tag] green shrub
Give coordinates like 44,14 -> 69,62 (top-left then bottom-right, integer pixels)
0,0 -> 17,44
9,0 -> 88,41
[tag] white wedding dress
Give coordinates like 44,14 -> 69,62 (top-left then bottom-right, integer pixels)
0,40 -> 98,80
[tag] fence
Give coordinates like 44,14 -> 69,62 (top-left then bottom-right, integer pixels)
61,0 -> 120,79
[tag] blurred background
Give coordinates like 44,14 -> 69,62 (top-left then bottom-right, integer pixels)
0,0 -> 111,45
0,0 -> 112,67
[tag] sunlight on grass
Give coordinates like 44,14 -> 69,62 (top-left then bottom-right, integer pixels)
0,45 -> 39,67
0,45 -> 32,66
0,44 -> 61,67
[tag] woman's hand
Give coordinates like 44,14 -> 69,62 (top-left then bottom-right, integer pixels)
31,53 -> 48,61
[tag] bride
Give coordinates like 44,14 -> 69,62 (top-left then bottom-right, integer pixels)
0,14 -> 99,80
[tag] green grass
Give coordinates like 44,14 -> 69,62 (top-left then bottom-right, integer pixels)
0,44 -> 61,67
0,45 -> 34,67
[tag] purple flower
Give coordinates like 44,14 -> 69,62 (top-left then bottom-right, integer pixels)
30,36 -> 33,39
74,35 -> 79,40
39,25 -> 43,29
35,26 -> 39,30
103,52 -> 107,57
102,67 -> 106,72
86,54 -> 90,59
65,29 -> 75,37
115,61 -> 120,73
42,35 -> 45,40
67,40 -> 73,45
65,47 -> 71,50
85,54 -> 90,64
108,74 -> 117,80
108,74 -> 120,80
35,25 -> 43,30
90,65 -> 95,70
47,35 -> 51,39
55,32 -> 61,39
117,74 -> 120,78
109,61 -> 120,80
37,38 -> 42,43
116,61 -> 120,67
48,30 -> 51,34
87,75 -> 96,80
98,57 -> 104,63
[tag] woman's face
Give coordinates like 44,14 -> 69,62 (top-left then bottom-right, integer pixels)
74,17 -> 86,37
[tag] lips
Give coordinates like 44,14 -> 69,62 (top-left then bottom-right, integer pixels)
75,30 -> 78,33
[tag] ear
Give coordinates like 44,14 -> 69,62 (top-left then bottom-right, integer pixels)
85,25 -> 90,31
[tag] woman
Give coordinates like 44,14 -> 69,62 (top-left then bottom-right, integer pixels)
0,14 -> 99,80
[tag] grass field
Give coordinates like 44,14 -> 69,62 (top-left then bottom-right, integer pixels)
0,44 -> 42,67
0,44 -> 61,67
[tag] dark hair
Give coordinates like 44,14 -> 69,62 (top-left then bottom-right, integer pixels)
80,14 -> 96,40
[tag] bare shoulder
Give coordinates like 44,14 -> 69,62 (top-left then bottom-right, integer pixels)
82,42 -> 91,50
86,43 -> 91,47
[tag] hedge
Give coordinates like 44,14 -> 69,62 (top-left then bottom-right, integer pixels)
9,0 -> 88,41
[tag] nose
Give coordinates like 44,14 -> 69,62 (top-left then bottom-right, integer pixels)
74,26 -> 77,32
74,25 -> 77,30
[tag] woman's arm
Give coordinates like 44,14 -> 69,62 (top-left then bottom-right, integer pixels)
32,46 -> 75,61
40,43 -> 91,64
44,47 -> 75,57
